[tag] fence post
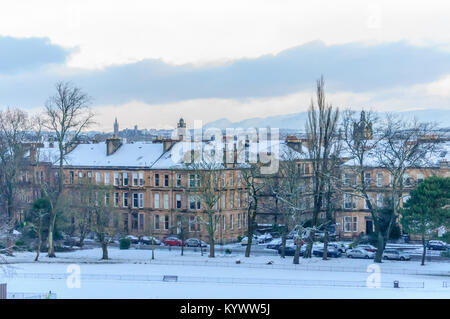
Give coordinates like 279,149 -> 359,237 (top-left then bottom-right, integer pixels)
0,283 -> 6,299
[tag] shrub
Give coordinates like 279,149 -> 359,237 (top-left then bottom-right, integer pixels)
120,238 -> 131,250
237,235 -> 243,242
225,248 -> 232,254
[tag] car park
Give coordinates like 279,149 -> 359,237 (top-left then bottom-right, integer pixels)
427,240 -> 448,251
383,249 -> 411,261
346,248 -> 374,259
184,238 -> 208,247
163,236 -> 183,246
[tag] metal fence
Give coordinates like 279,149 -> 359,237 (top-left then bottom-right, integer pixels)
6,272 -> 425,289
7,292 -> 57,299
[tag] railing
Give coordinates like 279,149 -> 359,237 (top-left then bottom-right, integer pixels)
7,292 -> 57,299
5,272 -> 425,289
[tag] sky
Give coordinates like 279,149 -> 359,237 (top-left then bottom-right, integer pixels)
0,1 -> 450,131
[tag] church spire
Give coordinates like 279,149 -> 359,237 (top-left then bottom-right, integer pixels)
114,117 -> 119,136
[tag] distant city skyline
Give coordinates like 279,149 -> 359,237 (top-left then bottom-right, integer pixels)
1,1 -> 450,130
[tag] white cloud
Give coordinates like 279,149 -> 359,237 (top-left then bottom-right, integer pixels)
1,1 -> 450,69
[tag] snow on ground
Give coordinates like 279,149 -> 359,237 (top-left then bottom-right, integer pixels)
1,247 -> 449,299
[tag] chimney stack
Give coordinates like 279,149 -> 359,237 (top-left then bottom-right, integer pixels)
106,136 -> 122,156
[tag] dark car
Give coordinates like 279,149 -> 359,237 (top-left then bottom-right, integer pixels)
163,236 -> 183,246
312,247 -> 342,258
426,240 -> 448,251
266,239 -> 282,250
277,245 -> 305,256
184,238 -> 207,247
140,236 -> 161,245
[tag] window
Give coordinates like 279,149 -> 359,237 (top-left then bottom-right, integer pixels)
87,171 -> 92,180
189,174 -> 195,187
123,172 -> 128,186
164,174 -> 169,187
78,171 -> 83,179
123,192 -> 128,207
237,172 -> 241,186
155,173 -> 160,186
105,193 -> 110,206
114,192 -> 119,207
70,171 -> 74,184
229,193 -> 234,208
154,193 -> 160,209
417,174 -> 424,184
114,172 -> 119,186
95,172 -> 101,184
164,215 -> 169,230
221,194 -> 226,209
230,215 -> 234,230
176,173 -> 182,187
222,173 -> 226,187
139,193 -> 144,208
353,216 -> 358,232
189,216 -> 195,232
133,172 -> 138,186
365,173 -> 371,185
164,194 -> 169,209
238,214 -> 241,229
364,195 -> 372,209
403,174 -> 411,186
154,215 -> 160,229
344,216 -> 352,232
189,196 -> 196,210
237,193 -> 241,207
377,173 -> 383,187
176,194 -> 181,209
223,215 -> 226,230
376,193 -> 383,208
139,172 -> 144,186
105,172 -> 110,185
344,194 -> 353,209
344,173 -> 351,186
133,193 -> 138,208
229,174 -> 234,186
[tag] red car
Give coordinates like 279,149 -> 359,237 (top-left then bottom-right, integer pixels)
163,236 -> 183,246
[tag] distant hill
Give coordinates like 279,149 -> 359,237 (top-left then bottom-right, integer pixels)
205,109 -> 450,130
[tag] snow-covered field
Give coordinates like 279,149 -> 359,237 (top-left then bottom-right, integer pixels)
1,247 -> 449,299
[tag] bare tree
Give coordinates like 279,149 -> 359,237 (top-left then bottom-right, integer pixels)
43,81 -> 94,257
0,108 -> 31,256
304,76 -> 340,258
188,162 -> 224,258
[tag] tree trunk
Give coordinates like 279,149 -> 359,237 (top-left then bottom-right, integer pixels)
34,237 -> 41,262
245,208 -> 256,258
47,227 -> 55,257
281,232 -> 287,258
181,241 -> 184,256
151,240 -> 155,260
421,234 -> 426,266
304,231 -> 314,258
322,230 -> 329,260
209,238 -> 215,258
374,231 -> 384,263
293,241 -> 301,264
101,242 -> 108,260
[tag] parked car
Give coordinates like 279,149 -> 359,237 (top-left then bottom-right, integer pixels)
140,236 -> 161,245
427,240 -> 448,251
356,244 -> 377,252
346,248 -> 375,259
328,242 -> 347,253
125,235 -> 140,244
313,247 -> 342,258
163,236 -> 183,246
266,238 -> 282,250
256,233 -> 273,244
241,235 -> 258,245
277,245 -> 305,256
383,249 -> 411,261
184,238 -> 208,247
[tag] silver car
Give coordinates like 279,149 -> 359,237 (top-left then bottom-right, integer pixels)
383,249 -> 411,261
346,248 -> 374,259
